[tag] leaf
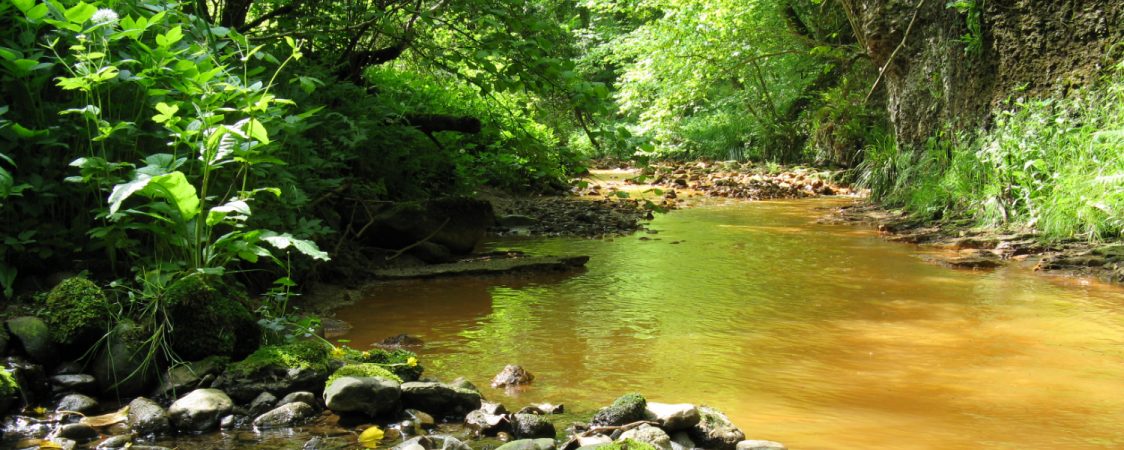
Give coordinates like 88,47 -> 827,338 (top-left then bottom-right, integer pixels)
107,176 -> 153,216
141,172 -> 200,221
260,231 -> 330,261
245,118 -> 269,144
63,2 -> 97,24
152,102 -> 178,123
206,200 -> 251,226
80,405 -> 128,427
358,425 -> 385,448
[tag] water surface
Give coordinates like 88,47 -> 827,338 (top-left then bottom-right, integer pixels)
336,198 -> 1124,449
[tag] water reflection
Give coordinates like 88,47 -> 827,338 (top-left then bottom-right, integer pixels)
336,199 -> 1124,449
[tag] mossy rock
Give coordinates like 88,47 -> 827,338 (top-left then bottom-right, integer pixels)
338,347 -> 423,381
226,340 -> 333,377
592,393 -> 647,427
6,316 -> 57,367
164,274 -> 261,361
326,363 -> 403,388
43,277 -> 110,350
92,319 -> 158,397
0,366 -> 17,414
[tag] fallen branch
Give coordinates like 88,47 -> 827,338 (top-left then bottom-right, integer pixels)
386,218 -> 450,261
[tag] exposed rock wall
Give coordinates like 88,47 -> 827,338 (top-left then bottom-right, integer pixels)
846,0 -> 1124,147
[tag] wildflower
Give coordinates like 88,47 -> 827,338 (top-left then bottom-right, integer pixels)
330,346 -> 345,358
360,351 -> 371,359
407,356 -> 418,367
33,406 -> 47,416
91,8 -> 119,25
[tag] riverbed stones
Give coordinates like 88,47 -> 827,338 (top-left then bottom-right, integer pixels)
154,357 -> 228,399
50,374 -> 96,394
491,365 -> 535,388
127,397 -> 170,435
54,423 -> 99,443
466,402 -> 510,434
168,389 -> 233,432
619,424 -> 672,450
96,434 -> 134,449
249,391 -> 277,416
688,406 -> 745,450
56,393 -> 98,413
6,316 -> 57,366
644,402 -> 699,431
278,391 -> 318,408
93,320 -> 157,397
495,438 -> 556,450
401,381 -> 482,417
323,376 -> 400,417
736,440 -> 787,450
253,401 -> 316,429
591,393 -> 646,427
511,413 -> 555,439
212,365 -> 327,403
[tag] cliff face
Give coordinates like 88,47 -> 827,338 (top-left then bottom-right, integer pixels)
847,0 -> 1124,148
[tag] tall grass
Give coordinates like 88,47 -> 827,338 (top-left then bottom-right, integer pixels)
859,61 -> 1124,241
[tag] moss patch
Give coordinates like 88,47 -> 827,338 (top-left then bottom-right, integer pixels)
0,367 -> 18,397
326,363 -> 403,388
338,347 -> 423,381
165,274 -> 261,360
43,277 -> 109,345
227,340 -> 332,376
592,393 -> 647,426
601,439 -> 657,450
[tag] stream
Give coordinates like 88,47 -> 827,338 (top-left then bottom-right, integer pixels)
334,197 -> 1124,450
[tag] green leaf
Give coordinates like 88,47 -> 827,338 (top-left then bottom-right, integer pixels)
245,118 -> 269,144
11,0 -> 34,13
152,102 -> 178,123
64,2 -> 97,24
206,200 -> 251,226
107,176 -> 153,216
260,231 -> 329,261
142,171 -> 200,221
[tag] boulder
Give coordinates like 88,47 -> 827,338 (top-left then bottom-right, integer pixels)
4,356 -> 49,403
42,277 -> 110,355
50,374 -> 96,394
92,320 -> 157,397
323,376 -> 400,417
392,435 -> 472,450
278,391 -> 317,408
736,440 -> 787,450
249,391 -> 278,416
96,434 -> 134,449
405,408 -> 437,429
465,401 -> 510,435
644,403 -> 699,431
212,341 -> 333,403
619,424 -> 672,450
687,406 -> 744,450
491,365 -> 534,388
511,413 -> 556,439
591,393 -> 646,427
0,325 -> 9,357
669,431 -> 696,450
6,316 -> 57,367
53,423 -> 99,443
365,197 -> 496,255
400,381 -> 482,417
168,389 -> 234,432
449,377 -> 478,393
577,435 -> 612,447
163,275 -> 260,361
494,438 -> 556,450
153,357 -> 228,399
127,397 -> 170,435
56,393 -> 98,414
253,401 -> 316,429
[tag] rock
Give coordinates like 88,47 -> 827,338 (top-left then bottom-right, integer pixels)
168,388 -> 234,432
0,325 -> 9,358
465,408 -> 509,435
126,397 -> 170,435
376,334 -> 425,349
153,357 -> 227,399
498,214 -> 539,228
213,363 -> 328,404
494,438 -> 556,450
323,376 -> 400,417
302,436 -> 354,450
619,424 -> 672,450
736,440 -> 787,450
449,377 -> 479,393
92,320 -> 157,397
6,316 -> 57,367
278,391 -> 317,409
687,406 -> 745,450
511,413 -> 556,439
410,242 -> 455,264
644,403 -> 699,431
50,437 -> 78,450
516,403 -> 564,415
96,434 -> 134,449
253,401 -> 316,429
249,391 -> 277,416
405,408 -> 437,428
669,431 -> 695,450
54,423 -> 99,443
365,197 -> 496,255
56,393 -> 98,414
491,365 -> 535,388
577,435 -> 612,447
50,374 -> 96,394
592,393 -> 646,427
400,381 -> 482,417
393,435 -> 473,450
220,414 -> 245,429
163,275 -> 260,361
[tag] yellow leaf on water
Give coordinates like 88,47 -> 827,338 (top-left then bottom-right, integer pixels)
358,425 -> 385,448
80,405 -> 129,427
39,440 -> 64,449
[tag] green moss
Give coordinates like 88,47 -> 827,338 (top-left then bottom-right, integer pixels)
600,439 -> 657,450
164,274 -> 261,360
326,363 -> 403,388
339,347 -> 423,381
43,277 -> 109,345
591,393 -> 647,426
227,340 -> 332,376
0,367 -> 18,397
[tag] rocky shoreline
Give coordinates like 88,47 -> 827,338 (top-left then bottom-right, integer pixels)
0,339 -> 785,450
825,202 -> 1124,283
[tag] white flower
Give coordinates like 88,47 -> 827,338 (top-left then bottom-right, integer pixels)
90,8 -> 119,25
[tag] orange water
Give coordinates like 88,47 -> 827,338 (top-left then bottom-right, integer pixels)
335,198 -> 1124,449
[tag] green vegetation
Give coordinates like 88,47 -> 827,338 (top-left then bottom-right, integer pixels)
859,64 -> 1124,240
326,363 -> 403,387
0,367 -> 17,397
599,439 -> 658,450
226,340 -> 333,376
43,276 -> 110,345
